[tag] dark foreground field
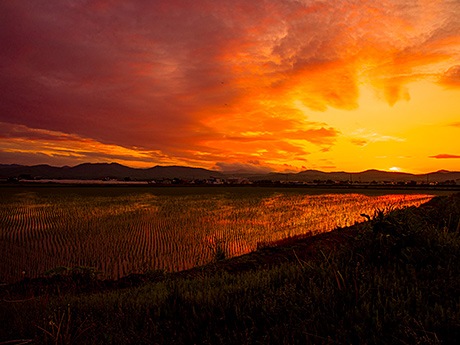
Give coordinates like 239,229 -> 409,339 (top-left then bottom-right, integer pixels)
1,193 -> 459,344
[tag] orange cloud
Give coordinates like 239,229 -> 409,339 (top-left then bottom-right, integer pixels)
214,161 -> 273,174
350,139 -> 368,147
439,66 -> 460,88
0,1 -> 459,172
0,122 -> 181,168
429,154 -> 460,159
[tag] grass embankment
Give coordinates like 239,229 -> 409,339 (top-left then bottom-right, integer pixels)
1,194 -> 459,344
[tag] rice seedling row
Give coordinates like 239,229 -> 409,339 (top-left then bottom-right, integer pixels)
0,187 -> 434,282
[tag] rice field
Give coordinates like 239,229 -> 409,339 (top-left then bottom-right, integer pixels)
0,186 -> 434,283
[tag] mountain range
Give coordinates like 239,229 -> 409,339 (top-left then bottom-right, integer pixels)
1,163 -> 459,183
0,163 -> 223,181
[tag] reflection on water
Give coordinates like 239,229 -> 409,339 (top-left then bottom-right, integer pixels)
0,188 -> 434,282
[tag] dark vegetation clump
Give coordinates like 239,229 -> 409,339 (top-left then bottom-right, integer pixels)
1,194 -> 459,344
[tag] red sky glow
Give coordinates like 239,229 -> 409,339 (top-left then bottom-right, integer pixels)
1,0 -> 459,173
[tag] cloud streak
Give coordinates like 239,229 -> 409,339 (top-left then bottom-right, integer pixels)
429,154 -> 460,159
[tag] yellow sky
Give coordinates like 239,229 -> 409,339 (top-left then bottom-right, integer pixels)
300,82 -> 460,173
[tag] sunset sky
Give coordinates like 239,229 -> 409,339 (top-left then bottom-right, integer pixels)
1,0 -> 459,174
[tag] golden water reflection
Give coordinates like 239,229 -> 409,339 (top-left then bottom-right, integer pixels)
0,190 -> 434,282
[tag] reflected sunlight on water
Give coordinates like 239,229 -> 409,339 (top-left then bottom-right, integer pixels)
0,188 -> 434,282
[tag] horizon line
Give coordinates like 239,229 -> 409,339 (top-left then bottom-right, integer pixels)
1,162 -> 458,176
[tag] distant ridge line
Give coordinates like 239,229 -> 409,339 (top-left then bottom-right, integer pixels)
0,163 -> 459,183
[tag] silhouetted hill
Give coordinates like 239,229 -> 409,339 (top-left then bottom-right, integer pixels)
248,169 -> 460,183
0,163 -> 223,180
281,169 -> 458,183
0,163 -> 459,183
